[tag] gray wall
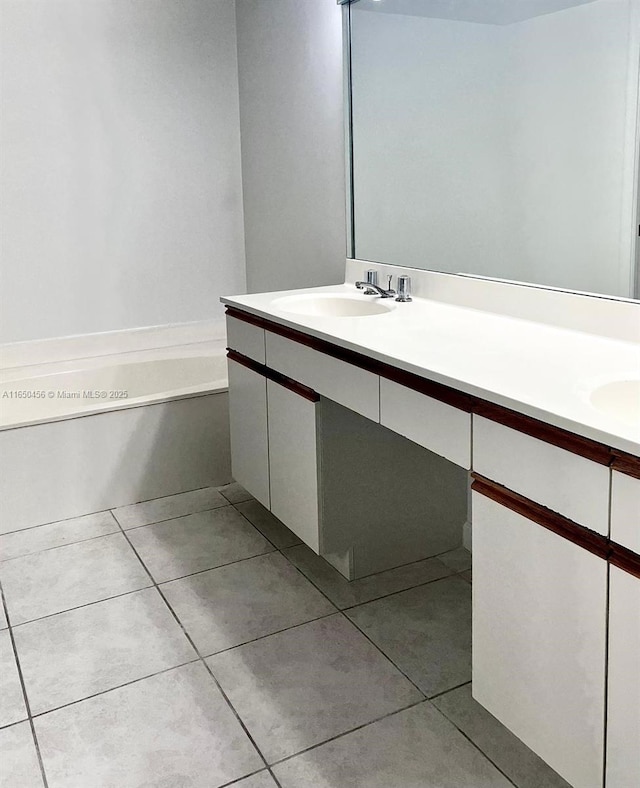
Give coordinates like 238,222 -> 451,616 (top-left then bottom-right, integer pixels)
235,0 -> 346,293
1,0 -> 246,343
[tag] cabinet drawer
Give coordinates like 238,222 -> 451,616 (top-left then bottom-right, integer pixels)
265,332 -> 379,422
611,471 -> 640,553
472,490 -> 607,788
226,315 -> 265,364
473,415 -> 609,535
380,378 -> 470,468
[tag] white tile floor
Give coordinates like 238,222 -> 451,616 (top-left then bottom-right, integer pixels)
0,483 -> 570,788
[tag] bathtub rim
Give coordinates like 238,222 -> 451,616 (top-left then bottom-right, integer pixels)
0,318 -> 226,371
0,344 -> 228,432
0,387 -> 228,433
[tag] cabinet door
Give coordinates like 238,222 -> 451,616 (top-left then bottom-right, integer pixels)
472,490 -> 607,788
606,565 -> 640,788
227,359 -> 270,509
267,380 -> 320,552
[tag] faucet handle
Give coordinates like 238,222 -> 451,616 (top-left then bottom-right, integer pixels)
396,275 -> 412,302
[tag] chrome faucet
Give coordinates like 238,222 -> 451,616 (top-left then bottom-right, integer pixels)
359,269 -> 380,295
355,274 -> 396,298
395,275 -> 412,302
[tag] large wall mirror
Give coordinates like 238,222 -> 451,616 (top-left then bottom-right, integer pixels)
346,0 -> 640,299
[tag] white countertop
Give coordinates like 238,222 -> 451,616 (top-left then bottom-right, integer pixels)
222,283 -> 640,456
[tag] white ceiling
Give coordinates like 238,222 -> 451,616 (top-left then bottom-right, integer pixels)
355,0 -> 600,25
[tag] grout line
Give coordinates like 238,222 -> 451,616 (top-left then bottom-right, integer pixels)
0,483 -> 221,538
8,585 -> 154,630
339,572 -> 463,612
427,680 -> 472,701
28,659 -> 201,720
0,509 -> 117,538
268,768 -> 285,788
197,610 -> 338,661
266,698 -> 427,769
0,500 -> 235,566
337,610 -> 427,699
279,548 -> 470,610
116,520 -> 272,772
112,501 -> 232,531
229,505 -> 301,552
9,544 -> 284,631
429,684 -> 559,788
283,542 -> 468,585
0,717 -> 32,732
0,528 -> 125,564
267,543 -> 431,701
0,585 -> 50,788
216,769 -> 274,788
437,717 -> 520,788
154,548 -> 277,587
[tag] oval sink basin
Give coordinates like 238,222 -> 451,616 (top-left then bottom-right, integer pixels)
272,294 -> 394,318
589,380 -> 640,425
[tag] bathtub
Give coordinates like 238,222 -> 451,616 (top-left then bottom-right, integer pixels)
0,325 -> 231,534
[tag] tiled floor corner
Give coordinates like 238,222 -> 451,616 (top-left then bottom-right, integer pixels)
0,481 -> 568,787
0,722 -> 44,788
34,663 -> 264,788
0,630 -> 28,727
273,700 -> 514,787
13,587 -> 197,715
432,684 -> 572,788
345,574 -> 472,697
161,551 -> 335,655
0,533 -> 151,625
126,507 -> 274,583
207,613 -> 423,763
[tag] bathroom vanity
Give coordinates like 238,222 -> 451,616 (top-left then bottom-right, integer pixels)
223,263 -> 640,788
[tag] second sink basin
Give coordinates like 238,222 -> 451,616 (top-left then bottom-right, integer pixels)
589,380 -> 640,425
272,293 -> 394,318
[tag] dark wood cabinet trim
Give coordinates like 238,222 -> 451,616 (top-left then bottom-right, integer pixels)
226,349 -> 319,403
225,306 -> 639,470
226,347 -> 265,376
226,307 -> 267,331
378,365 -> 474,412
610,542 -> 640,579
611,450 -> 640,480
472,402 -> 612,466
227,307 -> 379,373
471,474 -> 609,560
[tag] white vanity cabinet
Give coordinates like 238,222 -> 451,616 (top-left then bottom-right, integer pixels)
472,486 -> 608,788
606,563 -> 640,788
227,358 -> 270,509
266,379 -> 320,552
226,310 -> 467,578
